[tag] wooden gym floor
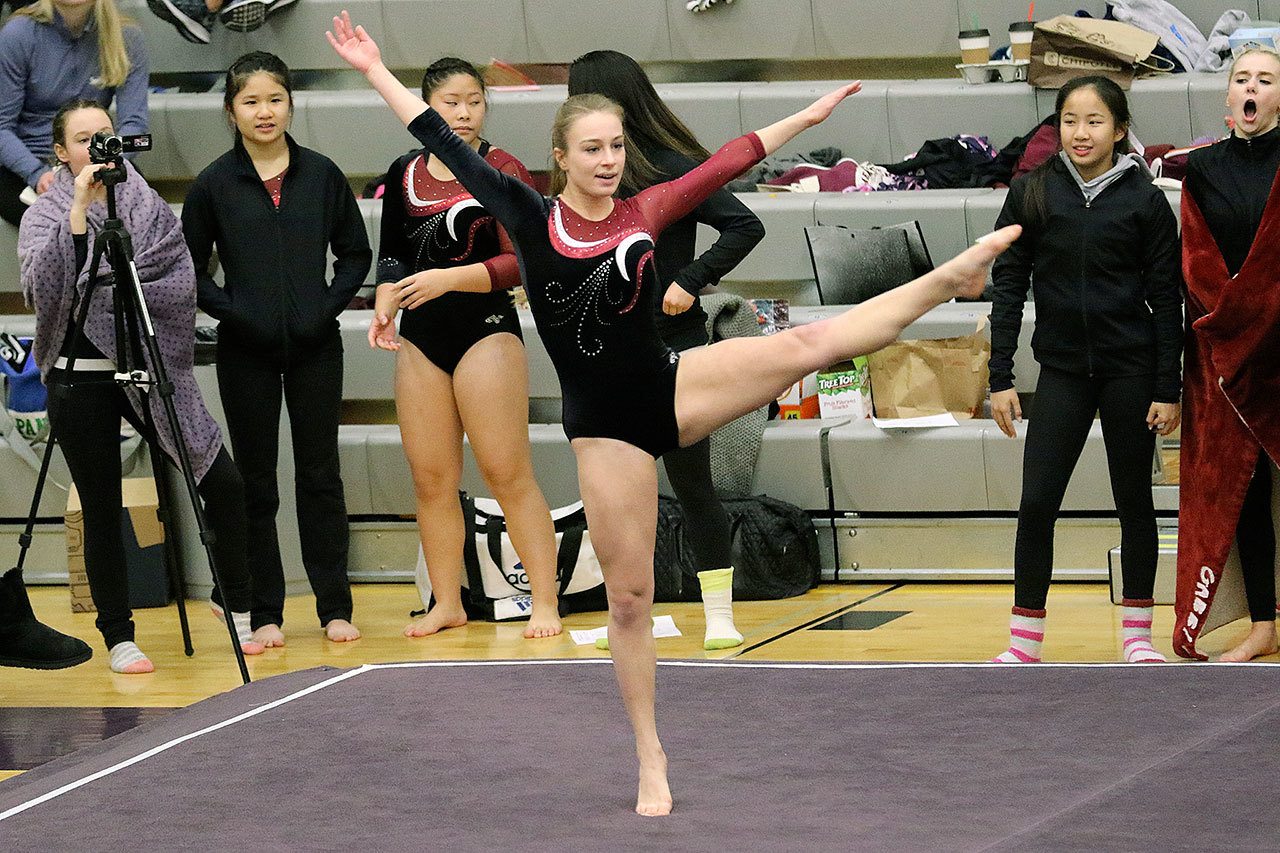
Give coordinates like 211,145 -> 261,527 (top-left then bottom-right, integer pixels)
2,580 -> 1273,783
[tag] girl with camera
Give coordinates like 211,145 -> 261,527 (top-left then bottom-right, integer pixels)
18,99 -> 263,673
182,52 -> 371,648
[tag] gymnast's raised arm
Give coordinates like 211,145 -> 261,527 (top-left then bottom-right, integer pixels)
326,12 -> 544,232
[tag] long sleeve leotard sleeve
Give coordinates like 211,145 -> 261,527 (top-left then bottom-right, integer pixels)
633,134 -> 766,238
406,108 -> 545,242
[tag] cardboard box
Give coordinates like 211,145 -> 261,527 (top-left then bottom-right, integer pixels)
777,371 -> 820,419
817,357 -> 873,419
67,478 -> 169,612
1229,27 -> 1280,57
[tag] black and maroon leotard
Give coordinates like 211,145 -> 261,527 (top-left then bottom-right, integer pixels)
406,108 -> 765,457
377,143 -> 532,374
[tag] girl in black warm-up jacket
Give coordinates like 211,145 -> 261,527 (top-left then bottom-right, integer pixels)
987,75 -> 1182,664
182,52 -> 372,648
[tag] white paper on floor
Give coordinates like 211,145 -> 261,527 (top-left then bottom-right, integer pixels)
570,615 -> 682,645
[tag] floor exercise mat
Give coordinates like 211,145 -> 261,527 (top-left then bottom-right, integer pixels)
2,661 -> 1278,850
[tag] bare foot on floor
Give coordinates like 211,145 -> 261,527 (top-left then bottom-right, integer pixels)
252,624 -> 286,648
635,748 -> 673,816
325,619 -> 361,642
524,601 -> 563,639
1218,622 -> 1279,662
240,640 -> 265,656
404,605 -> 467,637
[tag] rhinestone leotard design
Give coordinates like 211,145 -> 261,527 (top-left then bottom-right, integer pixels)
406,109 -> 765,456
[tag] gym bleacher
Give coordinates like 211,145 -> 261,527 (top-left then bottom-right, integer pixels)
5,0 -> 1251,597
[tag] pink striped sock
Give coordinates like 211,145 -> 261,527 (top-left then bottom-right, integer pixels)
992,607 -> 1045,663
1121,598 -> 1165,663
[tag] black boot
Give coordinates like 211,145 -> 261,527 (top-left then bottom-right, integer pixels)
0,568 -> 93,669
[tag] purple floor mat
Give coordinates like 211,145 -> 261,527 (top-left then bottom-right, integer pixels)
1,661 -> 1278,851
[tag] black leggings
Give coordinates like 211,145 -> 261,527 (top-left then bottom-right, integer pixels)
46,374 -> 252,649
1236,454 -> 1276,623
215,334 -> 351,629
660,323 -> 733,572
1014,367 -> 1157,610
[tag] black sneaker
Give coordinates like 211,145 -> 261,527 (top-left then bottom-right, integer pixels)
265,0 -> 298,15
146,0 -> 214,44
219,0 -> 267,32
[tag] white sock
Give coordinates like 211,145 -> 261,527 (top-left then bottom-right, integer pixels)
1121,600 -> 1166,663
231,611 -> 255,646
698,568 -> 743,650
108,641 -> 154,674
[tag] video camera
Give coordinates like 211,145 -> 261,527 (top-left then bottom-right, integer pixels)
88,131 -> 152,185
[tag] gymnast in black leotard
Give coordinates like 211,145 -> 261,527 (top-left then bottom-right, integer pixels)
330,11 -> 1020,817
400,103 -> 763,457
378,124 -> 527,372
370,58 -> 561,640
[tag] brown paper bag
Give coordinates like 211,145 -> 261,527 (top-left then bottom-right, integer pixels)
1028,15 -> 1172,90
867,322 -> 990,420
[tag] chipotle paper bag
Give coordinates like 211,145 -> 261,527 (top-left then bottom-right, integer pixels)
867,320 -> 990,419
1028,15 -> 1171,90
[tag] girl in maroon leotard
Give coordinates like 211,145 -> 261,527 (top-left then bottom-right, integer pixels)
373,57 -> 561,640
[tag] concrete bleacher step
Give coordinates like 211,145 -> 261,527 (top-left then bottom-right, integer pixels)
131,75 -> 1232,183
123,0 -> 1262,72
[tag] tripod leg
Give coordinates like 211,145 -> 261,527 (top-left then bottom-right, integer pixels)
148,444 -> 194,657
106,225 -> 250,684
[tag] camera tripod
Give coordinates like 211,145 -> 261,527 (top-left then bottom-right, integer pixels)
9,159 -> 250,684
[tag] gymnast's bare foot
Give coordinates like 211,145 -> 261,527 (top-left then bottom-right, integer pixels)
524,598 -> 563,638
404,604 -> 467,637
635,746 -> 673,816
945,223 -> 1023,299
252,624 -> 286,648
325,618 -> 361,642
1218,621 -> 1279,662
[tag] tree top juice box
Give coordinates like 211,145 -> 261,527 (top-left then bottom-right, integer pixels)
817,357 -> 872,419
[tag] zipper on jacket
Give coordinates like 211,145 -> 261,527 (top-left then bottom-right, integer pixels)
1078,197 -> 1094,376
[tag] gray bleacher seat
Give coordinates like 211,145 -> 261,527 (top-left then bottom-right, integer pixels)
739,80 -> 892,164
481,86 -> 566,173
1188,72 -> 1231,141
1,222 -> 18,295
694,192 -> 816,290
885,79 -> 1040,161
814,0 -> 955,59
376,0 -> 530,67
829,419 -> 990,512
668,0 -> 817,61
297,90 -> 417,177
654,82 -> 745,150
525,0 -> 672,62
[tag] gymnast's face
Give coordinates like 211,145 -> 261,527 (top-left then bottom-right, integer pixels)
228,71 -> 292,147
1228,52 -> 1280,138
427,73 -> 486,148
554,111 -> 625,200
54,107 -> 113,177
